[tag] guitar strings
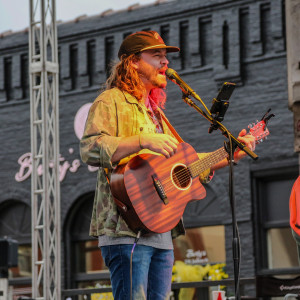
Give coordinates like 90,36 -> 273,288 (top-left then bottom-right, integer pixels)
160,154 -> 218,193
165,149 -> 226,184
161,154 -> 216,190
159,148 -> 228,193
159,163 -> 198,192
158,128 -> 259,193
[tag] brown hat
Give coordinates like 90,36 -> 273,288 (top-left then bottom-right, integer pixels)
118,30 -> 180,59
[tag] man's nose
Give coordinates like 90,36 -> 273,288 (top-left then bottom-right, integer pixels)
162,56 -> 169,66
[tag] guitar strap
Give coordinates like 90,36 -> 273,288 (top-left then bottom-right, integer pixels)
159,110 -> 184,143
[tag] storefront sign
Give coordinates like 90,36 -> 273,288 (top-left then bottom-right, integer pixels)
15,149 -> 98,182
184,249 -> 209,265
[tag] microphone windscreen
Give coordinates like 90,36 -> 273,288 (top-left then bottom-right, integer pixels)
165,68 -> 177,79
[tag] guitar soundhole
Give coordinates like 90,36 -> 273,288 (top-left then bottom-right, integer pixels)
172,164 -> 191,190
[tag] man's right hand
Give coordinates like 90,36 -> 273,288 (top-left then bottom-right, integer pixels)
140,133 -> 179,158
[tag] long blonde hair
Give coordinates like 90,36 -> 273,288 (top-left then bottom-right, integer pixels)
105,54 -> 166,108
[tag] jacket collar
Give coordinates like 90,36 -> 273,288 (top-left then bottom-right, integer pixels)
121,89 -> 163,120
121,90 -> 141,105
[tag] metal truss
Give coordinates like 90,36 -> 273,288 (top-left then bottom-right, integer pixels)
29,0 -> 61,299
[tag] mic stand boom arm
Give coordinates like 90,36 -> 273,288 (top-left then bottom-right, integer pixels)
181,92 -> 258,160
166,68 -> 256,157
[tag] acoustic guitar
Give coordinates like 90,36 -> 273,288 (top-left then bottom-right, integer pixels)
110,119 -> 271,234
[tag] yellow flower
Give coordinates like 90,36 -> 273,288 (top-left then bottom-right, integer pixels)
172,261 -> 228,283
172,261 -> 229,300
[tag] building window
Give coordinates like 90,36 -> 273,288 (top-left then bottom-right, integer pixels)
222,21 -> 229,69
0,200 -> 31,278
179,21 -> 190,70
173,225 -> 226,265
199,18 -> 213,66
70,44 -> 78,90
105,37 -> 114,78
174,186 -> 227,274
260,3 -> 272,54
281,0 -> 286,51
74,240 -> 107,273
267,227 -> 298,269
87,40 -> 96,87
160,25 -> 170,46
123,32 -> 132,39
15,244 -> 32,277
252,166 -> 300,273
4,57 -> 13,101
239,8 -> 250,63
21,54 -> 29,99
65,192 -> 108,289
58,47 -> 62,87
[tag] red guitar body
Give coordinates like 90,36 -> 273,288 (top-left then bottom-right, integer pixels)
110,143 -> 206,234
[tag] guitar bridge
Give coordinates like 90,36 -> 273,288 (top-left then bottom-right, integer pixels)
152,174 -> 168,205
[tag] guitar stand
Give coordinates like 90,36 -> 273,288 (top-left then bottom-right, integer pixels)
180,91 -> 259,300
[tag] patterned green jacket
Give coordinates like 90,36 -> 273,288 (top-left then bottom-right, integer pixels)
80,87 -> 211,238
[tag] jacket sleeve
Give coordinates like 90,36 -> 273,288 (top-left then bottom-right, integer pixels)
80,94 -> 122,168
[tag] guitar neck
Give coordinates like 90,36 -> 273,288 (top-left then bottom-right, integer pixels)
188,147 -> 228,177
187,118 -> 271,178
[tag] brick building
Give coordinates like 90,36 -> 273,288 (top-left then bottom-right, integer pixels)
0,0 -> 298,298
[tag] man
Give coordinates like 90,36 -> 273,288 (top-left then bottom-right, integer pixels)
290,176 -> 300,264
80,30 -> 255,300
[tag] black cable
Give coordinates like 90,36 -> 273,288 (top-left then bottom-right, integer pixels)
130,231 -> 141,300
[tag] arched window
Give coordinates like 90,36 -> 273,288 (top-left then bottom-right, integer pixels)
0,200 -> 31,278
64,192 -> 108,289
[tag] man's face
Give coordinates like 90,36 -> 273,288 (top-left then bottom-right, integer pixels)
135,49 -> 169,90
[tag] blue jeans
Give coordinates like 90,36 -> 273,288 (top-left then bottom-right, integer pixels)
100,244 -> 174,300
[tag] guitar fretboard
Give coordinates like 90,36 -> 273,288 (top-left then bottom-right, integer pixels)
188,147 -> 229,177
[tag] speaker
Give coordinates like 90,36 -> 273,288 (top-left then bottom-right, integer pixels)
0,237 -> 18,268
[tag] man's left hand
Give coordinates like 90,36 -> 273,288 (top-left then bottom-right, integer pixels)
234,129 -> 256,162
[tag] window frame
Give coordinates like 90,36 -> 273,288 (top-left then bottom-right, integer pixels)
252,164 -> 300,276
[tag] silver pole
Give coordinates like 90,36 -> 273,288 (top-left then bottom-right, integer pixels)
29,0 -> 60,298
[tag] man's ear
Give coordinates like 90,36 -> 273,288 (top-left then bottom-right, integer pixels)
131,57 -> 139,70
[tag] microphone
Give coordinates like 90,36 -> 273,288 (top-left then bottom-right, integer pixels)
165,68 -> 195,95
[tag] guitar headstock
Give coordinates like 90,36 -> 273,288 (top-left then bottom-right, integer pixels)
248,120 -> 270,144
248,108 -> 274,144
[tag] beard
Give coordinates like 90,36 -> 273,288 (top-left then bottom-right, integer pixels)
137,60 -> 167,89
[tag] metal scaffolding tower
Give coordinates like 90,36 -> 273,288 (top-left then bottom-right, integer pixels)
29,0 -> 61,299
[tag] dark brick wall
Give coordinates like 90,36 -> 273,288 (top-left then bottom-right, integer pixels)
0,0 -> 296,293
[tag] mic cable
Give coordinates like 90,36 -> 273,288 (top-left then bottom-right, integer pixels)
130,230 -> 142,300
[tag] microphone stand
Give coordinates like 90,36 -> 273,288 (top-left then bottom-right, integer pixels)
180,91 -> 258,300
180,92 -> 258,159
